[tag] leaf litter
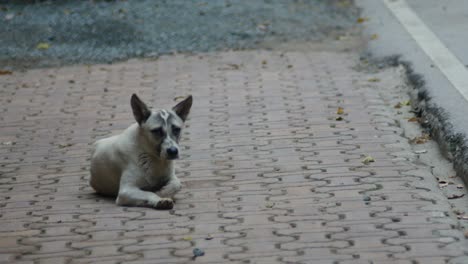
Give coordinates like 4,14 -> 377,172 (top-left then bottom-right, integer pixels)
362,155 -> 375,165
36,42 -> 50,50
448,193 -> 465,200
356,17 -> 369,23
58,143 -> 73,148
394,100 -> 411,109
336,107 -> 344,115
0,70 -> 13,75
409,134 -> 430,144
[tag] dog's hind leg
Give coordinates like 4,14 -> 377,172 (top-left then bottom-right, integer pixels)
116,185 -> 174,210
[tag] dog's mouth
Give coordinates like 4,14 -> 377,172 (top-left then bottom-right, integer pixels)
166,155 -> 179,161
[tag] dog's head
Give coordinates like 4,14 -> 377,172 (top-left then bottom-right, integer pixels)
130,94 -> 192,160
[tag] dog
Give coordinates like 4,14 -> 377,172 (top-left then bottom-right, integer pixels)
89,94 -> 192,210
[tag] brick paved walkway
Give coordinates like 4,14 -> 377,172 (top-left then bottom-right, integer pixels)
1,51 -> 468,263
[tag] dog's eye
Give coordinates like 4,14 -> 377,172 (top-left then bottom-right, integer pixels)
151,128 -> 164,137
172,126 -> 181,137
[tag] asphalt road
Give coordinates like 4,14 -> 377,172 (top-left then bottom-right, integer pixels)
407,0 -> 468,66
0,0 -> 359,69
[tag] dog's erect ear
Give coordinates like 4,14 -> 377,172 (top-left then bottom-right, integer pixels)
173,95 -> 193,122
131,94 -> 151,125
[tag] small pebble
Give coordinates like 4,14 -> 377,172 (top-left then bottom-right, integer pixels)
363,195 -> 371,202
205,234 -> 213,240
193,248 -> 205,258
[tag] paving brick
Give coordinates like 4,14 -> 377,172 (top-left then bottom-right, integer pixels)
1,50 -> 468,263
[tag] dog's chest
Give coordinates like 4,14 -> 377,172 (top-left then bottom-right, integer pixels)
138,154 -> 172,192
142,173 -> 170,192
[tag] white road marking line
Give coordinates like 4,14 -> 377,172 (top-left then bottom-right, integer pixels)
383,0 -> 468,101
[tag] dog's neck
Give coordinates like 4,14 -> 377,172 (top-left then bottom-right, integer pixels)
131,124 -> 171,165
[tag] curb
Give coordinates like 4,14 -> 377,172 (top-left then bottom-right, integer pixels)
369,55 -> 468,185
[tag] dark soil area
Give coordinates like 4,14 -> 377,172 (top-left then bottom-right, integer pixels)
0,0 -> 359,69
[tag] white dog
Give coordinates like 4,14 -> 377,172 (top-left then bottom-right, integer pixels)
89,94 -> 192,210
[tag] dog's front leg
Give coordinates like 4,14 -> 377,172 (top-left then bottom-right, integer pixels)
116,169 -> 174,210
156,176 -> 182,199
116,184 -> 174,210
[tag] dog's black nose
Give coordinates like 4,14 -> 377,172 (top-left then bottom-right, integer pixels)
167,147 -> 179,159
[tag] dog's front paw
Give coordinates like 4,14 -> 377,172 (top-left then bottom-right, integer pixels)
155,198 -> 174,210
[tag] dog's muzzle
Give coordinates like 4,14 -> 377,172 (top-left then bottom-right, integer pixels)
166,146 -> 179,160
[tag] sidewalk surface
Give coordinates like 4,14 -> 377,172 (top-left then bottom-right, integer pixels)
1,50 -> 468,263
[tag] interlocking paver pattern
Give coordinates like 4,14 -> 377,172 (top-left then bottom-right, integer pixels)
1,50 -> 468,263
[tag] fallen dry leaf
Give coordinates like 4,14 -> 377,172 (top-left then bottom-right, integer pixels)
362,155 -> 375,165
58,143 -> 73,149
438,180 -> 448,188
182,236 -> 192,241
371,34 -> 378,40
287,65 -> 293,69
335,116 -> 344,121
218,63 -> 241,70
368,77 -> 380,82
449,175 -> 457,178
357,17 -> 369,23
265,202 -> 275,208
395,100 -> 410,108
448,193 -> 465,200
337,0 -> 352,8
36,42 -> 50,50
0,70 -> 12,75
408,117 -> 420,122
337,35 -> 350,41
262,60 -> 267,65
227,63 -> 240,70
409,134 -> 430,144
337,107 -> 344,115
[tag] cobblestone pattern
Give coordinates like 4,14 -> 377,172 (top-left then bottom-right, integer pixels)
1,51 -> 468,263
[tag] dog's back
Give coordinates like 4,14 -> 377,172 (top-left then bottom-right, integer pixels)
89,134 -> 126,196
